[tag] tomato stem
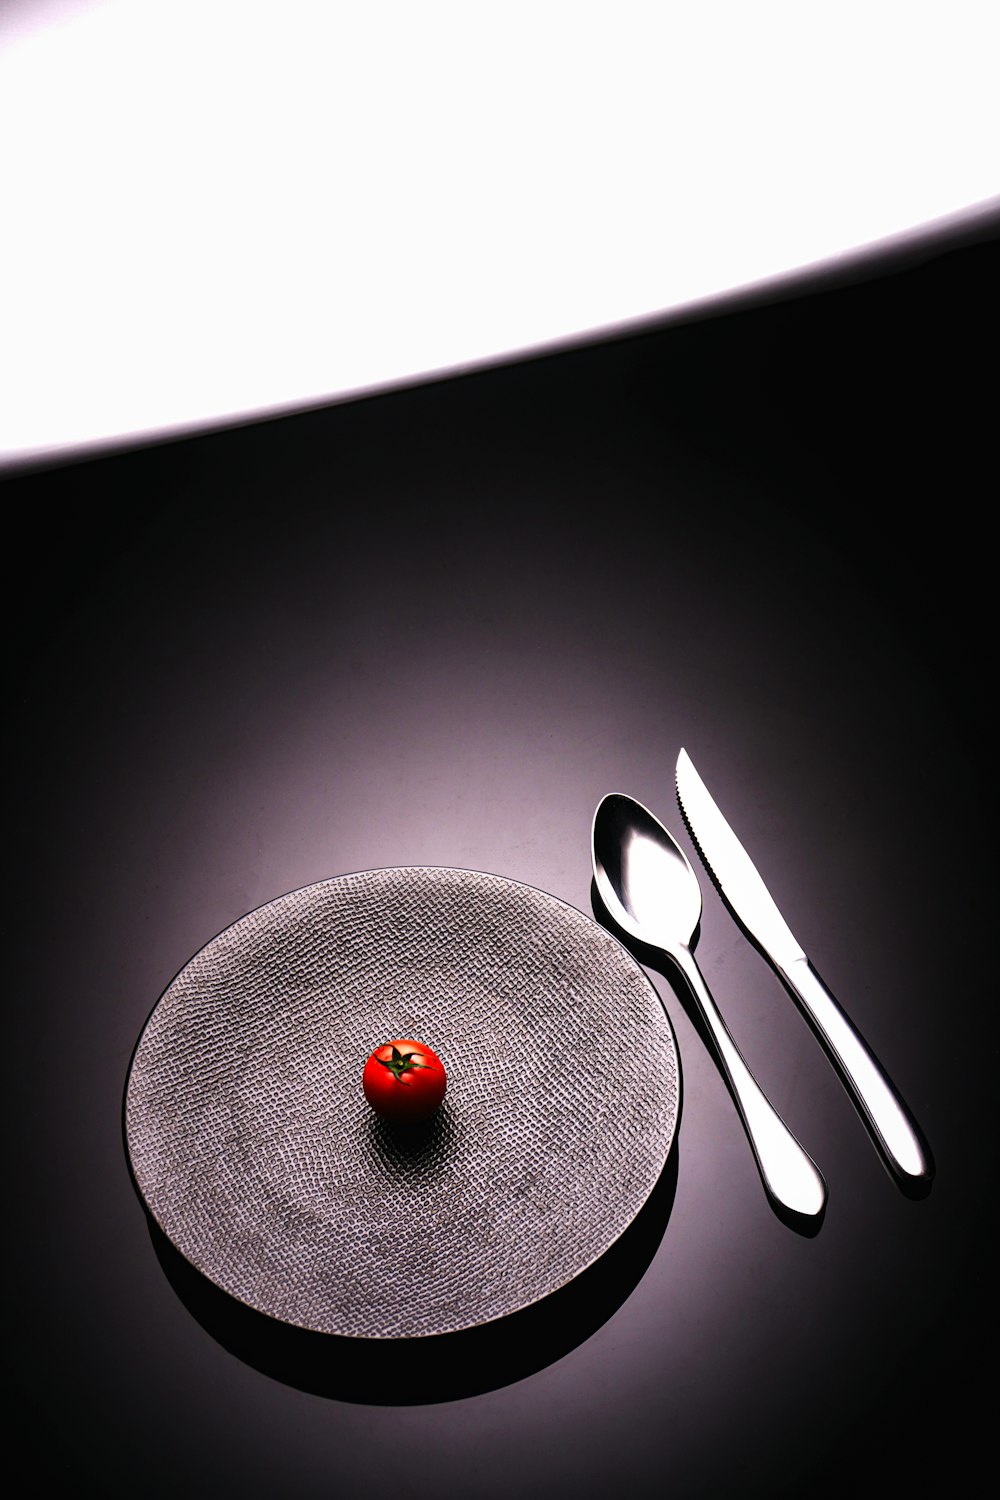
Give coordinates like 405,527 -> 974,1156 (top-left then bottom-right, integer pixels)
376,1045 -> 434,1082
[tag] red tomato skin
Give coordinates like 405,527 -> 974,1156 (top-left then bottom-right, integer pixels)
362,1039 -> 447,1122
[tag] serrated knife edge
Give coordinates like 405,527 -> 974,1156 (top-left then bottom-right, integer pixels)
675,747 -> 805,970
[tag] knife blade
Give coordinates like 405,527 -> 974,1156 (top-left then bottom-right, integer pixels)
675,747 -> 933,1192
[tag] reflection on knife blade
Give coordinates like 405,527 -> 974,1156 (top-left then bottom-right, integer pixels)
675,747 -> 933,1194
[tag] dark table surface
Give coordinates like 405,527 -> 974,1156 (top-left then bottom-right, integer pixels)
8,209 -> 998,1498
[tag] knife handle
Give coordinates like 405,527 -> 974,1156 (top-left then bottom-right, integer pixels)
779,956 -> 934,1189
672,945 -> 827,1219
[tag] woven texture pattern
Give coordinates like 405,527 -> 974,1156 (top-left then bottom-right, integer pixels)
125,867 -> 679,1338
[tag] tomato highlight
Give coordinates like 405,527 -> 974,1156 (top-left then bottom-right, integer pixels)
362,1038 -> 447,1122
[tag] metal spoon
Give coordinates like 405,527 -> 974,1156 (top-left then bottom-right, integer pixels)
592,792 -> 827,1220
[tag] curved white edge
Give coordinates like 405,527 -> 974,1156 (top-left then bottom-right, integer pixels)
2,195 -> 997,481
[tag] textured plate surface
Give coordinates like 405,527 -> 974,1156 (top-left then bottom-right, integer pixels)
124,866 -> 679,1338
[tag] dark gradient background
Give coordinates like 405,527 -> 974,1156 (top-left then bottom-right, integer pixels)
8,209 -> 998,1498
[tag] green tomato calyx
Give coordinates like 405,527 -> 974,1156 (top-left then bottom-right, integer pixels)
376,1045 -> 434,1082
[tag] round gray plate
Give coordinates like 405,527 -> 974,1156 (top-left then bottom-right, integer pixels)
125,866 -> 679,1339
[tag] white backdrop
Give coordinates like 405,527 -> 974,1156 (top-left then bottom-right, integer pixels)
2,0 -> 997,467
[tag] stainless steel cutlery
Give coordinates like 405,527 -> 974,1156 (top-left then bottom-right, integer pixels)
592,748 -> 932,1213
592,791 -> 827,1220
675,747 -> 933,1191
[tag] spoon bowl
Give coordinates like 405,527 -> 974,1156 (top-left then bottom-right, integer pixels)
593,793 -> 703,955
592,791 -> 827,1222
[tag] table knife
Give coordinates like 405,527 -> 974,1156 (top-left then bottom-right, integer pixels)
675,747 -> 933,1192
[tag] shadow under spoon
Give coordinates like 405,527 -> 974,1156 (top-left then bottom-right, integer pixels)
592,791 -> 827,1223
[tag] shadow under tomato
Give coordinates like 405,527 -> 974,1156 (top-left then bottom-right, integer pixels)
363,1100 -> 462,1180
145,1142 -> 679,1405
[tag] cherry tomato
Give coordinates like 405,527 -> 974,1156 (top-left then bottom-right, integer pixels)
362,1039 -> 447,1122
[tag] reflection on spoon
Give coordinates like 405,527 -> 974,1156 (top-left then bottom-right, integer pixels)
592,792 -> 826,1222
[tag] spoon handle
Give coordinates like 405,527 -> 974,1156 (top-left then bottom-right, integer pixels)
672,945 -> 827,1218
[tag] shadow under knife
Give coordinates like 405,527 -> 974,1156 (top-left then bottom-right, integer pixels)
144,1141 -> 679,1405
